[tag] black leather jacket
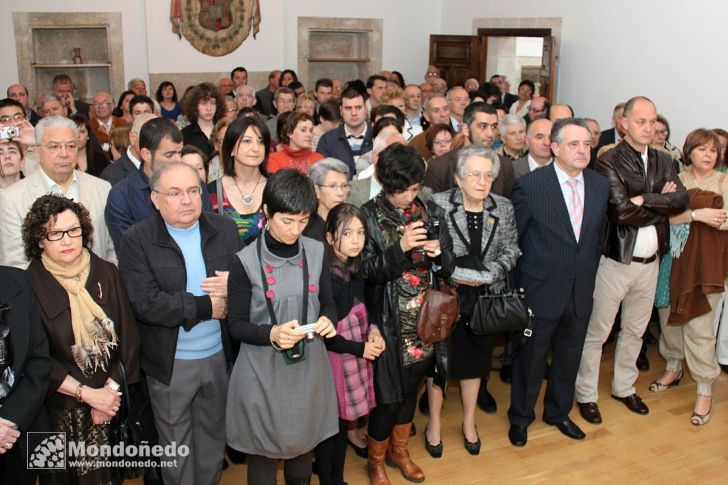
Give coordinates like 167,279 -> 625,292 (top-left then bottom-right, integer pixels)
361,196 -> 454,405
595,141 -> 689,264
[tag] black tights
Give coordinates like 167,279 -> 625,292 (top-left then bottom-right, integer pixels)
368,359 -> 431,441
313,419 -> 349,485
247,451 -> 312,485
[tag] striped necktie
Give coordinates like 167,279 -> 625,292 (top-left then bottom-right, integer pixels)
566,178 -> 583,240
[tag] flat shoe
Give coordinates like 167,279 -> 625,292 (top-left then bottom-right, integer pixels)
648,370 -> 683,393
424,426 -> 442,458
347,438 -> 368,458
461,424 -> 481,455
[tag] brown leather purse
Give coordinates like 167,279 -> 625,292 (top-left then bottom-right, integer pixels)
417,275 -> 459,345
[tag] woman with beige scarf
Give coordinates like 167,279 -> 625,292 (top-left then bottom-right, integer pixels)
22,195 -> 139,485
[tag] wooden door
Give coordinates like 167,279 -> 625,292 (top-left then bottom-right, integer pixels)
540,35 -> 556,102
429,35 -> 479,88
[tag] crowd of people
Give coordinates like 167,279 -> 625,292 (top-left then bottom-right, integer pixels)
0,63 -> 726,485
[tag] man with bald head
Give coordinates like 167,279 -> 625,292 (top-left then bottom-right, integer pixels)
218,77 -> 234,97
7,83 -> 40,125
526,96 -> 549,123
514,118 -> 553,178
549,104 -> 574,122
90,91 -> 128,159
447,86 -> 469,132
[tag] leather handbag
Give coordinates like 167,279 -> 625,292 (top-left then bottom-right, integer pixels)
417,275 -> 460,345
469,277 -> 533,337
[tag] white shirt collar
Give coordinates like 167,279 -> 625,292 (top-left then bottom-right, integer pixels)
527,154 -> 552,172
126,147 -> 142,169
553,161 -> 584,185
39,168 -> 79,199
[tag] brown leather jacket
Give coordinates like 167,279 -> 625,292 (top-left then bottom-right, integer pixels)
595,141 -> 689,264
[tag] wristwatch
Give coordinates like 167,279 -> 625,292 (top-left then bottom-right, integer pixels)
690,210 -> 697,221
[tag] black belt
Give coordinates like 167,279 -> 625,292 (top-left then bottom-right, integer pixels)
632,254 -> 657,264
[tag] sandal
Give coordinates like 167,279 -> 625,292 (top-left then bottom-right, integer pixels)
648,370 -> 683,392
690,397 -> 712,426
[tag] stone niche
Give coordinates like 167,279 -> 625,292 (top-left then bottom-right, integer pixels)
298,17 -> 382,88
13,12 -> 124,103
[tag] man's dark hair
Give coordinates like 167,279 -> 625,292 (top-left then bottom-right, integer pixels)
518,79 -> 536,94
318,100 -> 342,123
366,75 -> 387,89
288,81 -> 303,93
0,98 -> 26,116
376,144 -> 426,194
369,104 -> 404,126
341,87 -> 365,102
315,78 -> 333,91
372,116 -> 403,138
139,118 -> 183,153
231,66 -> 248,78
479,82 -> 501,100
129,95 -> 154,113
463,102 -> 497,126
222,115 -> 270,177
489,74 -> 502,82
551,118 -> 591,145
52,74 -> 73,85
263,168 -> 317,217
343,80 -> 367,99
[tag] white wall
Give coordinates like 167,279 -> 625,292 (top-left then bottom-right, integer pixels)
0,0 -> 148,96
441,0 -> 728,146
146,0 -> 441,88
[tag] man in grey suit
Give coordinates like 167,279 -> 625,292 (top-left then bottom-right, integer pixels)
513,118 -> 553,179
0,116 -> 116,268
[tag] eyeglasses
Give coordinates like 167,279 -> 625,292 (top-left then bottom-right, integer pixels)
433,138 -> 452,146
426,72 -> 440,78
46,226 -> 82,241
92,101 -> 111,107
42,142 -> 78,153
0,113 -> 24,123
654,130 -> 668,137
153,187 -> 202,200
225,108 -> 238,113
464,171 -> 495,182
317,183 -> 352,191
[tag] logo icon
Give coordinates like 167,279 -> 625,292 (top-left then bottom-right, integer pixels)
27,432 -> 66,469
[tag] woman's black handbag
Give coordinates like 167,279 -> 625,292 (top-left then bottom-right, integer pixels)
469,278 -> 533,337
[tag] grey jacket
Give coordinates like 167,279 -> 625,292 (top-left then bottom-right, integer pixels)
429,188 -> 521,285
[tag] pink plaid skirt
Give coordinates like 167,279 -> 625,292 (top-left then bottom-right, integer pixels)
327,301 -> 377,421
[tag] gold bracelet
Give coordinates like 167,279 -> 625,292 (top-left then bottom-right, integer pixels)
75,384 -> 84,403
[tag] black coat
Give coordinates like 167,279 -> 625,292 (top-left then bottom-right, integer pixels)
119,212 -> 241,385
0,266 -> 50,430
361,196 -> 454,404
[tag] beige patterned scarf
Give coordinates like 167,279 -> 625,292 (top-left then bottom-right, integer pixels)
41,249 -> 118,376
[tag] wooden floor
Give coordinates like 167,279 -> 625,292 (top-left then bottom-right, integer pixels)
127,337 -> 728,484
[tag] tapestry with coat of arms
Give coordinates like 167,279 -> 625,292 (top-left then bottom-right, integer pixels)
170,0 -> 261,56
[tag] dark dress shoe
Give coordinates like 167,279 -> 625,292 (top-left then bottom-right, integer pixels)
548,418 -> 585,440
721,364 -> 728,374
577,402 -> 602,424
462,424 -> 481,455
347,439 -> 368,458
643,329 -> 658,345
418,390 -> 429,416
499,365 -> 512,383
424,426 -> 443,458
636,345 -> 650,371
508,424 -> 527,447
612,393 -> 649,415
477,387 -> 497,414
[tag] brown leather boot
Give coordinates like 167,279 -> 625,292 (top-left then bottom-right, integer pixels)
367,435 -> 391,485
386,423 -> 425,482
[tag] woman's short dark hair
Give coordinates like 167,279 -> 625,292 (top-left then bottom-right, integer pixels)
369,105 -> 404,126
376,144 -> 426,194
276,111 -> 293,144
114,90 -> 135,117
390,71 -> 405,88
263,168 -> 317,217
182,82 -> 224,125
282,112 -> 313,145
222,115 -> 270,177
278,69 -> 299,87
426,123 -> 455,152
518,80 -> 535,95
181,144 -> 209,177
325,203 -> 368,274
683,128 -> 720,167
22,195 -> 94,261
155,81 -> 178,103
318,100 -> 342,123
372,117 -> 403,139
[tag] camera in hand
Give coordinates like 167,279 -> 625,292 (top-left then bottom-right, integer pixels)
0,126 -> 19,140
297,323 -> 317,342
423,219 -> 440,240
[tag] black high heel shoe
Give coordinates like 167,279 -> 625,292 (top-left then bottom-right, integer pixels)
424,425 -> 443,458
347,438 -> 368,458
462,424 -> 481,456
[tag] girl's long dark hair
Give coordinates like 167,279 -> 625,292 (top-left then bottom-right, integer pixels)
324,203 -> 368,278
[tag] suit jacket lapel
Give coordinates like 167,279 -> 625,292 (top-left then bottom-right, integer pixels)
480,196 -> 499,259
544,164 -> 577,243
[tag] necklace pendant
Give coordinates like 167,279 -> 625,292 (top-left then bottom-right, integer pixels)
242,195 -> 253,204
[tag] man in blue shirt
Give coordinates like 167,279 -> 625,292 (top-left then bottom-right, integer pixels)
120,161 -> 240,485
